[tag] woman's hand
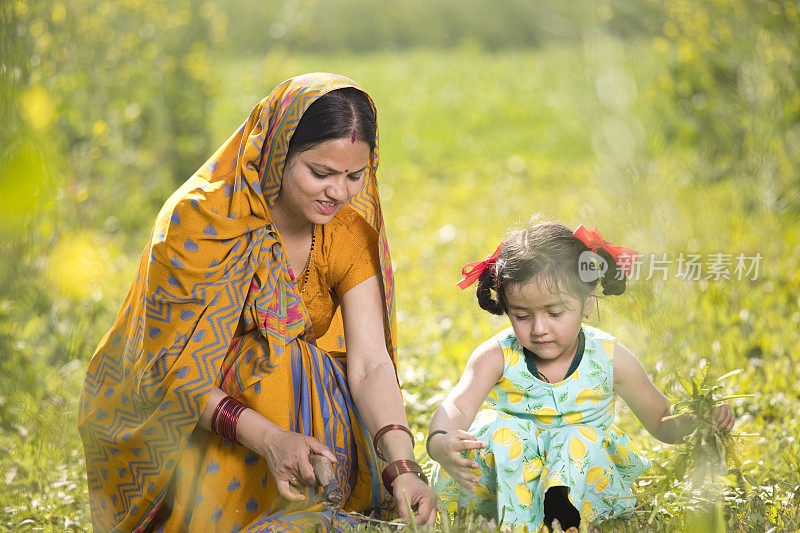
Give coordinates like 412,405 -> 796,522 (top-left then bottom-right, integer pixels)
712,402 -> 734,431
428,430 -> 485,492
259,426 -> 337,501
392,472 -> 439,526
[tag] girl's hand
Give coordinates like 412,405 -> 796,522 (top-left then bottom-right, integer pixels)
392,473 -> 439,526
712,402 -> 734,430
259,427 -> 337,501
428,430 -> 486,492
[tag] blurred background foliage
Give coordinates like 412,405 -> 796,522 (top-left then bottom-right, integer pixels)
1,0 -> 799,529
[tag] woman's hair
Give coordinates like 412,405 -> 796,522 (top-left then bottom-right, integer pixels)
286,87 -> 377,160
476,220 -> 627,315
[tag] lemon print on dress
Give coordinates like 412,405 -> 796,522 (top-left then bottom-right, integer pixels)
534,407 -> 558,425
482,451 -> 495,467
580,499 -> 593,518
509,437 -> 523,460
563,411 -> 583,424
568,436 -> 586,461
515,484 -> 532,506
594,475 -> 610,492
578,426 -> 598,442
523,457 -> 544,482
569,368 -> 580,380
474,483 -> 493,500
586,465 -> 604,483
492,427 -> 516,445
574,388 -> 600,405
602,340 -> 615,355
506,347 -> 519,367
498,376 -> 514,392
508,389 -> 524,404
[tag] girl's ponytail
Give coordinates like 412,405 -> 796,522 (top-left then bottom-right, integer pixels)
476,267 -> 505,315
596,248 -> 627,296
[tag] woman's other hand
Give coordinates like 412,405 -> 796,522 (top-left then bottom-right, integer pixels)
428,430 -> 485,492
259,426 -> 337,501
393,472 -> 439,526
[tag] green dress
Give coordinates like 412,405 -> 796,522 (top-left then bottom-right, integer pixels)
431,325 -> 651,529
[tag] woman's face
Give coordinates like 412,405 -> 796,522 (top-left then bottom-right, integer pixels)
275,138 -> 371,229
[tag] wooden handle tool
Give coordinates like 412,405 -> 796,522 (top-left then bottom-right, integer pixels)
309,453 -> 343,507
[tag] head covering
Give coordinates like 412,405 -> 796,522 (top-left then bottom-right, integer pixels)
78,73 -> 395,531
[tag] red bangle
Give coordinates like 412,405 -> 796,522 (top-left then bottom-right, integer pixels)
211,395 -> 246,445
381,459 -> 428,494
372,424 -> 415,462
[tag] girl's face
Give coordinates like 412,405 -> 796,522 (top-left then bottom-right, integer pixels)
505,279 -> 594,363
274,138 -> 370,228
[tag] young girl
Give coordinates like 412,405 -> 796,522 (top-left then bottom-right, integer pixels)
427,220 -> 734,530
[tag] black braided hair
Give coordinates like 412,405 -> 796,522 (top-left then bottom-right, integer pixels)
472,219 -> 628,315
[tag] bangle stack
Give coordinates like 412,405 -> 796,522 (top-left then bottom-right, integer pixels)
372,423 -> 415,462
381,459 -> 428,494
211,395 -> 246,445
373,424 -> 428,493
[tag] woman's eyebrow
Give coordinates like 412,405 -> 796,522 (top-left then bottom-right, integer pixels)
307,162 -> 368,175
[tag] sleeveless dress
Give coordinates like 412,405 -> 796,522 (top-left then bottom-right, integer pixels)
431,325 -> 651,529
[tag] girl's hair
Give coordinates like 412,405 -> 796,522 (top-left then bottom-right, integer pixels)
286,87 -> 377,160
476,220 -> 627,315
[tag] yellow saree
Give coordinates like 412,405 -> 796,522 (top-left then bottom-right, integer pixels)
78,73 -> 397,531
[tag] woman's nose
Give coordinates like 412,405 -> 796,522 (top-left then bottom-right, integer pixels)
326,174 -> 348,202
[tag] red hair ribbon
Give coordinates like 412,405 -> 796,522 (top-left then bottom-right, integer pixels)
456,242 -> 504,289
572,225 -> 638,276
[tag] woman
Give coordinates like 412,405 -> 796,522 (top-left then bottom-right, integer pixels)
78,73 -> 437,531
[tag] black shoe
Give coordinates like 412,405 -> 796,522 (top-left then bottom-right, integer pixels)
543,486 -> 581,530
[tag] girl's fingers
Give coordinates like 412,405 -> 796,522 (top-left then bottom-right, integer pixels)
456,439 -> 486,451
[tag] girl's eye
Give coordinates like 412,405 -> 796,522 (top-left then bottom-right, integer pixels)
549,312 -> 563,318
514,315 -> 530,321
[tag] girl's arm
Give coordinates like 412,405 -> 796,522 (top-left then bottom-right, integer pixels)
341,274 -> 438,526
613,343 -> 733,444
427,338 -> 504,490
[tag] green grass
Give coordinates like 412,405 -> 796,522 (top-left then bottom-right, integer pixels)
2,39 -> 799,531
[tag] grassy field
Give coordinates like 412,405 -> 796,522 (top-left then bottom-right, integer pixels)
2,39 -> 800,531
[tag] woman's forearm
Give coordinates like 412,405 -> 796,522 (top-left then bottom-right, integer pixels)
197,385 -> 281,454
348,360 -> 416,462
